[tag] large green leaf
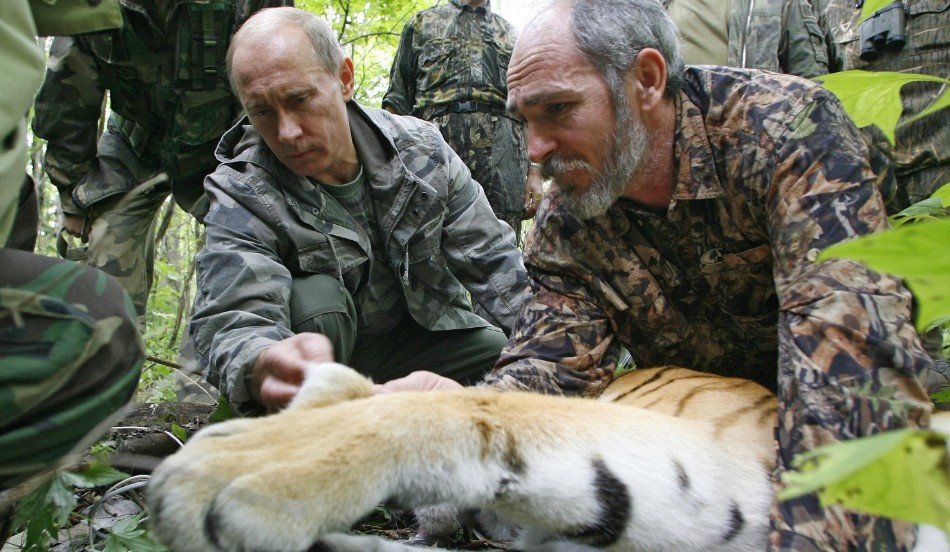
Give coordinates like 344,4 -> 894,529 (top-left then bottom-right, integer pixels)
818,217 -> 950,332
859,0 -> 896,22
815,71 -> 950,145
780,429 -> 950,532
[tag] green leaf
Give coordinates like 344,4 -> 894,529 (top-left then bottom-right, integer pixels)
209,395 -> 237,423
933,182 -> 950,206
818,217 -> 950,332
780,429 -> 950,532
12,478 -> 59,552
815,71 -> 950,145
103,513 -> 168,552
933,387 -> 950,404
889,197 -> 947,227
170,423 -> 187,443
859,0 -> 896,22
61,462 -> 128,488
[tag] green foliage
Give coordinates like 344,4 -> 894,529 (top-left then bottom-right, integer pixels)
859,0 -> 897,22
890,182 -> 950,227
818,216 -> 950,332
101,513 -> 168,552
12,464 -> 128,551
169,423 -> 188,444
209,394 -> 237,423
815,71 -> 950,145
780,429 -> 950,532
296,0 -> 437,104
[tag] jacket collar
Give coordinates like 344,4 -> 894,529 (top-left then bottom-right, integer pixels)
670,87 -> 724,203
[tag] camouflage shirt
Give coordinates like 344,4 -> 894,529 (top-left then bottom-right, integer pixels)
382,0 -> 515,115
31,0 -> 289,214
781,0 -> 949,206
487,66 -> 932,550
191,101 -> 527,413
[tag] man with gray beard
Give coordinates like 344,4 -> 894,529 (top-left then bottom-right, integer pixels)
384,0 -> 937,549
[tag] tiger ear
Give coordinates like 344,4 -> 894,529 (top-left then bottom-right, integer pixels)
288,362 -> 374,410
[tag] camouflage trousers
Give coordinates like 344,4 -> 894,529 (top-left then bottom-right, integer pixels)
0,248 -> 143,491
429,111 -> 528,241
63,176 -> 170,329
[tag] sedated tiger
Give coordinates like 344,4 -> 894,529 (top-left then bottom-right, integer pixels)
147,362 -> 947,551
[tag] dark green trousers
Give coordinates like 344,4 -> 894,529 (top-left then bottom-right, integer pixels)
290,274 -> 506,385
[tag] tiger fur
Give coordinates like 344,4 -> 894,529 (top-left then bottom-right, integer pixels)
147,363 -> 947,551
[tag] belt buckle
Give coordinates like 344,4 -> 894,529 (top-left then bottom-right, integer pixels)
457,101 -> 475,112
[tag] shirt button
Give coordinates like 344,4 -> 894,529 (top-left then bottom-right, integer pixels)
806,248 -> 821,262
420,192 -> 430,200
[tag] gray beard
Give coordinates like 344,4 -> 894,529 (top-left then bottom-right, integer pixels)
542,102 -> 649,220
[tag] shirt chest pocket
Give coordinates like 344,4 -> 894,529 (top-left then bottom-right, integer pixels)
418,39 -> 460,91
697,244 -> 777,317
296,236 -> 367,292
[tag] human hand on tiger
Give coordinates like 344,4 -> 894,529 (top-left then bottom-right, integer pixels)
251,333 -> 335,411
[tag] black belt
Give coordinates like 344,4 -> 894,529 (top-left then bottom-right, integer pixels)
424,101 -> 508,118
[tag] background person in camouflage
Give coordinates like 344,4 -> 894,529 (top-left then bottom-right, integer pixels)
664,0 -> 790,70
781,0 -> 948,212
31,0 -> 291,327
382,0 -> 543,240
0,0 -> 143,507
189,7 -> 527,416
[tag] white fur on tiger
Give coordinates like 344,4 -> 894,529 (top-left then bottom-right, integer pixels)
147,363 -> 947,552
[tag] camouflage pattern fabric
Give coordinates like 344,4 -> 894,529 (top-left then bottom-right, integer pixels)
0,249 -> 144,490
782,0 -> 949,207
487,66 -> 932,551
660,0 -> 789,70
31,0 -> 291,320
190,102 -> 527,414
383,0 -> 528,232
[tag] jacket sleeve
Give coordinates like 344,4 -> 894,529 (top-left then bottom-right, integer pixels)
31,36 -> 106,214
765,89 -> 931,551
381,18 -> 417,115
482,199 -> 619,396
437,137 -> 528,336
189,169 -> 295,416
779,0 -> 832,78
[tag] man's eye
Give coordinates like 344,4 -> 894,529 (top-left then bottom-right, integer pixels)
546,103 -> 567,116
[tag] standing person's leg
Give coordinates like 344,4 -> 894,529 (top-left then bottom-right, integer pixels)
84,178 -> 168,329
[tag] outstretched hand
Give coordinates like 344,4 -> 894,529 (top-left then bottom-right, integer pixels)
374,371 -> 463,394
252,333 -> 335,411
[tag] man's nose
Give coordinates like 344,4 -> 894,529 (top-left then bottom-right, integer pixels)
526,127 -> 556,165
277,113 -> 303,144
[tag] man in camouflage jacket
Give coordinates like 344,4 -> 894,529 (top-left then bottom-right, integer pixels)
1,0 -> 142,497
487,0 -> 934,549
781,0 -> 948,209
383,0 -> 540,239
664,0 -> 790,70
31,0 -> 290,325
190,8 -> 527,416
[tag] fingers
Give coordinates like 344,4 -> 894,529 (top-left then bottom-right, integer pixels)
252,333 -> 336,410
374,371 -> 463,394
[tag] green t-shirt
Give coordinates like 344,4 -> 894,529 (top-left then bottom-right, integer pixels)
320,168 -> 406,336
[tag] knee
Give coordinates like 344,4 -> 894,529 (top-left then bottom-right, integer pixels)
290,274 -> 357,361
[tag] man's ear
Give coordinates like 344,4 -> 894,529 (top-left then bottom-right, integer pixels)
340,57 -> 355,101
629,48 -> 668,113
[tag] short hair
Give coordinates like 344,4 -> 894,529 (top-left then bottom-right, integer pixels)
227,7 -> 345,97
564,0 -> 685,99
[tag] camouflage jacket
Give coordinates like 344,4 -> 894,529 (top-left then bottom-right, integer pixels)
191,101 -> 527,413
662,0 -> 788,70
382,0 -> 516,115
31,0 -> 289,215
781,0 -> 949,206
487,66 -> 932,550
